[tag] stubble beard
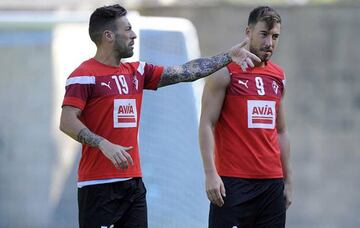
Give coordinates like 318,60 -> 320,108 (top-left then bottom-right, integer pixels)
115,36 -> 134,58
250,45 -> 272,63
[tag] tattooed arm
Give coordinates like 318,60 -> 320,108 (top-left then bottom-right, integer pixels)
59,106 -> 102,147
60,106 -> 133,169
77,128 -> 103,148
158,38 -> 261,88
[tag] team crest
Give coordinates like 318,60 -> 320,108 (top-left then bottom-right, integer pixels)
272,81 -> 279,94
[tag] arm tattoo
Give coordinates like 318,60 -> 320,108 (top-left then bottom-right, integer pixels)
77,128 -> 103,148
158,52 -> 231,87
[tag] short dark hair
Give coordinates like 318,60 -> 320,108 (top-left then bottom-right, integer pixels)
89,4 -> 127,45
248,6 -> 281,30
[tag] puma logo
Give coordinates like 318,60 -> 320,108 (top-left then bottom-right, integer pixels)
238,79 -> 248,88
101,81 -> 111,90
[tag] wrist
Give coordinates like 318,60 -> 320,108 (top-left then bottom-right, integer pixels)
284,176 -> 293,184
224,52 -> 232,63
204,168 -> 218,176
77,128 -> 105,148
98,138 -> 107,150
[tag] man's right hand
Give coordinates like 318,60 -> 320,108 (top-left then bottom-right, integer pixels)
206,172 -> 226,207
98,139 -> 134,170
228,37 -> 261,70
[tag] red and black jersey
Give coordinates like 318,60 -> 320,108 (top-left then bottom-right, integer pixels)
62,58 -> 164,181
215,61 -> 285,179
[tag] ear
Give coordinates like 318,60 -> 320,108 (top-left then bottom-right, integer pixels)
245,26 -> 251,37
103,30 -> 113,41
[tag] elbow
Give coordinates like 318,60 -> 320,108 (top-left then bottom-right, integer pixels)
189,72 -> 202,82
278,129 -> 288,137
276,125 -> 287,135
188,76 -> 198,83
59,122 -> 65,133
199,119 -> 215,133
59,119 -> 68,134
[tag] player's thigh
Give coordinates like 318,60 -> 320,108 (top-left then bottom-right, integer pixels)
209,203 -> 236,228
209,201 -> 258,228
209,177 -> 258,228
116,179 -> 147,228
78,184 -> 118,228
255,180 -> 286,228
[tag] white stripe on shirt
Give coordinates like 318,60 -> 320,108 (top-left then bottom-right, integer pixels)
77,177 -> 132,188
66,76 -> 96,86
137,62 -> 145,75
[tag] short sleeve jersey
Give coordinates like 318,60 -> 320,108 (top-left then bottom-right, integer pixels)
214,61 -> 285,179
62,58 -> 164,181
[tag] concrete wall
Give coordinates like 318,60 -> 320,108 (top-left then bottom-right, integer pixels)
0,24 -> 94,227
0,29 -> 54,227
140,4 -> 360,228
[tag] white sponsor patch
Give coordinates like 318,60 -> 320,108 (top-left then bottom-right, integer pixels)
247,100 -> 276,129
113,99 -> 137,128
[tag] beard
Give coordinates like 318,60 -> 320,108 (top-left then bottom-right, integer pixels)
116,43 -> 134,58
119,48 -> 134,58
114,35 -> 134,58
250,45 -> 273,62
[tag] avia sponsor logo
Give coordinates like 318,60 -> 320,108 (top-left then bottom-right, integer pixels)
247,100 -> 276,129
113,99 -> 137,128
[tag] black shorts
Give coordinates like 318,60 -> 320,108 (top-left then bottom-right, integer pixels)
78,178 -> 147,228
209,177 -> 286,228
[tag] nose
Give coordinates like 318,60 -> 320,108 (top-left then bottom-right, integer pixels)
131,30 -> 137,40
264,36 -> 272,47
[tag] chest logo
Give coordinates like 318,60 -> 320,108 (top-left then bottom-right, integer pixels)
247,100 -> 276,129
132,74 -> 139,91
113,99 -> 137,128
238,79 -> 249,88
272,81 -> 279,94
101,81 -> 112,90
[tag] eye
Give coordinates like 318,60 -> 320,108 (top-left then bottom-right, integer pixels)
260,32 -> 267,37
273,34 -> 279,40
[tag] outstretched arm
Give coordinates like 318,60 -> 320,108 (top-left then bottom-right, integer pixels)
59,106 -> 133,170
199,68 -> 230,207
277,103 -> 293,209
158,38 -> 260,88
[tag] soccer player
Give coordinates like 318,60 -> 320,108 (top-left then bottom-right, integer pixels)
59,4 -> 260,228
199,6 -> 293,228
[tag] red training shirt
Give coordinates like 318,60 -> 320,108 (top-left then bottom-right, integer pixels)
62,58 -> 164,181
214,61 -> 285,178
